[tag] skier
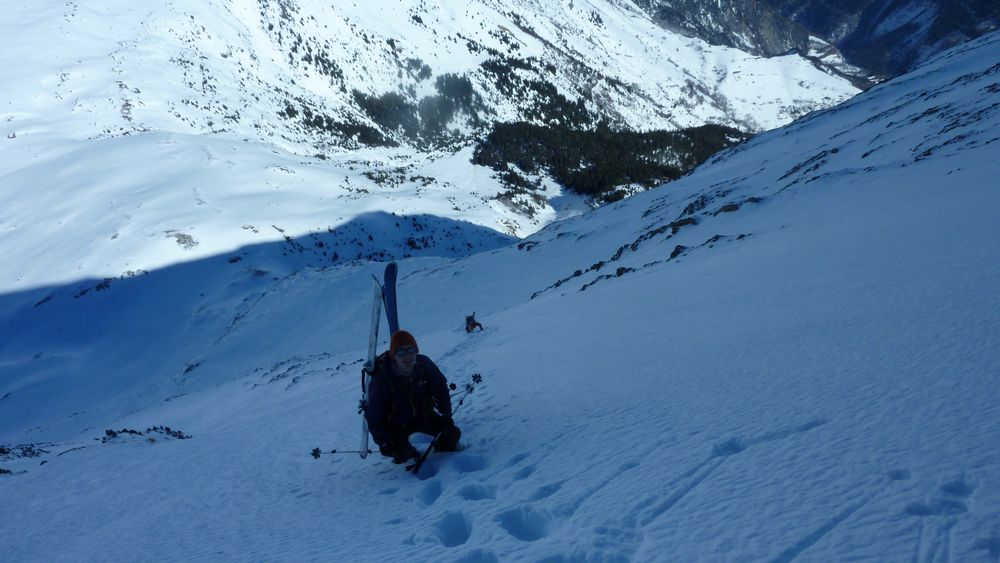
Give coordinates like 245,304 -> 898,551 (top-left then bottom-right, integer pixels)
365,330 -> 462,464
465,312 -> 484,333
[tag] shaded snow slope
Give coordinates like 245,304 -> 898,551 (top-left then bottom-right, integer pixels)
2,31 -> 999,563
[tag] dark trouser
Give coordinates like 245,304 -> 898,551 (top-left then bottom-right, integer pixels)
388,413 -> 461,452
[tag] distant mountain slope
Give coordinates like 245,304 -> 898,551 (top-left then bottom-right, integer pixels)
637,0 -> 1000,78
3,0 -> 859,143
830,0 -> 1000,76
0,0 -> 858,292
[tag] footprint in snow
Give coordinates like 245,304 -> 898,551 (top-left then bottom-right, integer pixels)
512,464 -> 536,481
905,499 -> 967,516
905,475 -> 975,516
419,480 -> 443,506
415,462 -> 440,480
458,483 -> 496,501
454,549 -> 499,563
528,482 -> 563,501
939,477 -> 975,498
888,469 -> 911,481
496,505 -> 553,542
973,536 -> 1000,560
506,453 -> 530,467
452,453 -> 488,473
435,511 -> 472,547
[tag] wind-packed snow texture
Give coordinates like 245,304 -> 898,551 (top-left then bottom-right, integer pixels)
2,16 -> 1000,563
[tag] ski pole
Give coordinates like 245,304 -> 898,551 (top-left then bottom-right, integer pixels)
406,399 -> 468,473
406,381 -> 478,472
448,372 -> 482,400
311,447 -> 373,459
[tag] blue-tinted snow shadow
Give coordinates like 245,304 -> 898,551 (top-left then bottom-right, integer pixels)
0,212 -> 515,442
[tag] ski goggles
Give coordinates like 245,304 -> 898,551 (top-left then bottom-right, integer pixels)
395,346 -> 418,357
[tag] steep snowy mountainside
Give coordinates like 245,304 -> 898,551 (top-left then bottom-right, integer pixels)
2,22 -> 996,447
633,0 -> 874,87
408,29 -> 1000,322
778,0 -> 1000,76
7,0 -> 857,141
1,0 -> 859,294
1,0 -> 862,146
638,0 -> 1000,79
1,29 -> 998,563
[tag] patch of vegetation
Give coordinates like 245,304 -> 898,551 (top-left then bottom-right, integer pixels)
480,57 -> 535,94
352,90 -> 420,139
102,426 -> 192,442
303,48 -> 345,84
352,74 -> 486,147
0,443 -> 48,459
478,57 -> 588,128
493,170 -> 546,218
403,57 -> 432,80
420,73 -> 486,133
280,100 -> 394,147
473,122 -> 749,202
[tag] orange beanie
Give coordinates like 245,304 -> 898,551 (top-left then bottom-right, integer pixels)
389,330 -> 419,357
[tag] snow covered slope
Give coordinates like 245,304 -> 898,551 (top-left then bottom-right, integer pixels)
2,26 -> 999,563
0,0 -> 858,294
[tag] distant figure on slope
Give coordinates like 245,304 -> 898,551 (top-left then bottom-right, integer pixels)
465,312 -> 484,333
365,330 -> 462,464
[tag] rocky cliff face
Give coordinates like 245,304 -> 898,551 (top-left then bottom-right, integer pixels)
637,0 -> 1000,79
830,0 -> 1000,76
635,0 -> 810,56
632,0 -> 873,87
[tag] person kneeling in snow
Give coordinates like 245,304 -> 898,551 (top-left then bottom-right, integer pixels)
365,330 -> 461,464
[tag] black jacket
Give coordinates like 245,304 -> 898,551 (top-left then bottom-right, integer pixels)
365,353 -> 452,446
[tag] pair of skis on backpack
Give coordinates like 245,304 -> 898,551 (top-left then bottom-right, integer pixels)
310,262 -> 399,464
360,262 -> 398,458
